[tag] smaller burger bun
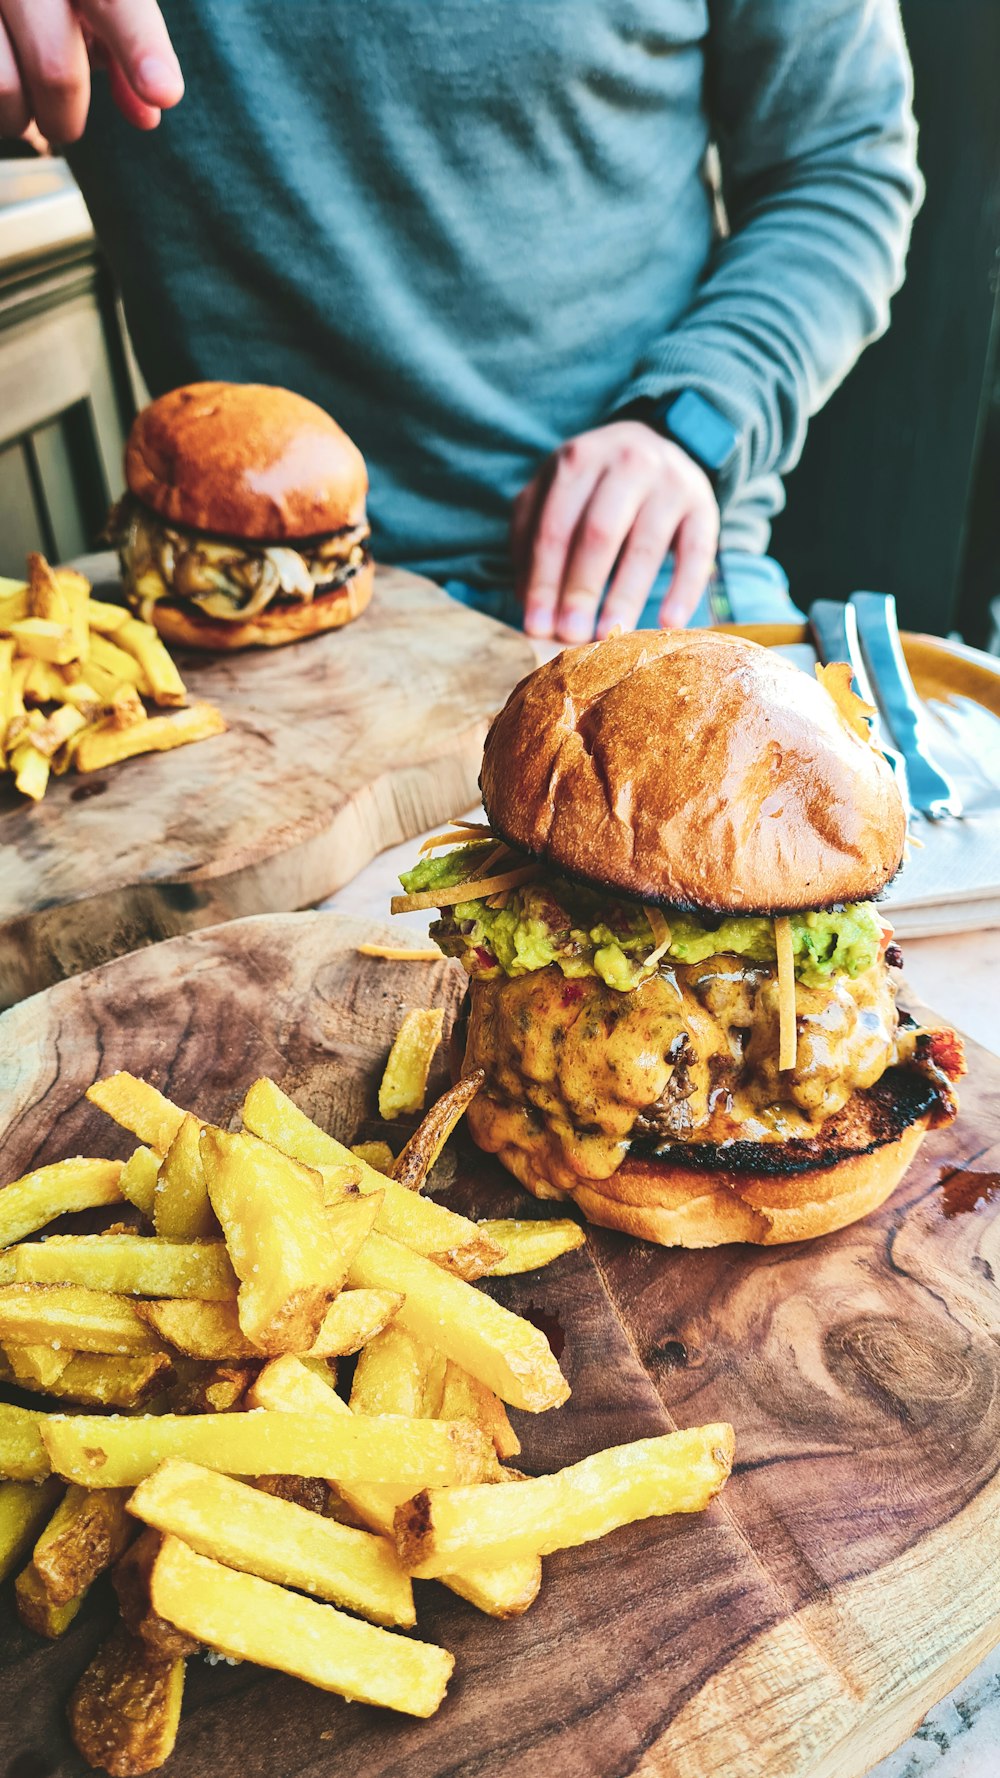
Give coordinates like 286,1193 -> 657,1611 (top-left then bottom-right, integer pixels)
481,629 -> 907,914
126,382 -> 368,540
148,561 -> 375,653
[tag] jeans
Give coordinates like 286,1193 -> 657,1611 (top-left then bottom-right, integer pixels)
441,550 -> 803,630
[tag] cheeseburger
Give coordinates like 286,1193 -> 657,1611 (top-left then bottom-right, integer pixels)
111,382 -> 373,649
394,631 -> 963,1247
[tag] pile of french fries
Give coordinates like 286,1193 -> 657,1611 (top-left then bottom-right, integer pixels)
0,554 -> 225,801
0,1011 -> 734,1776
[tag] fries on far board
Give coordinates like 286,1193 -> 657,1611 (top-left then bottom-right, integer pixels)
0,1028 -> 734,1773
0,554 -> 225,800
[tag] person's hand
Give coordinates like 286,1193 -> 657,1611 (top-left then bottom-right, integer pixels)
0,0 -> 183,143
513,420 -> 720,642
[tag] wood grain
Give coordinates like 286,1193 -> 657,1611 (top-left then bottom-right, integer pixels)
0,557 -> 534,1009
0,911 -> 998,1778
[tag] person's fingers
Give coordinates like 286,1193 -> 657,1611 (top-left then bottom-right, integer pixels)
658,500 -> 720,628
521,451 -> 600,639
105,52 -> 161,128
510,472 -> 545,589
0,16 -> 30,138
2,0 -> 90,142
595,494 -> 679,638
553,465 -> 653,643
78,0 -> 183,109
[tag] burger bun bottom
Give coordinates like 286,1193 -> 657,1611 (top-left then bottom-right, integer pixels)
147,559 -> 374,651
490,1116 -> 933,1247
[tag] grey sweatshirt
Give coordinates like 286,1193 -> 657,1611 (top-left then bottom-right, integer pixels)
69,1 -> 922,586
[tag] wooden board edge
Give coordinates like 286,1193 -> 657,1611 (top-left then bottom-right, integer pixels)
0,743 -> 484,1009
640,1474 -> 1000,1778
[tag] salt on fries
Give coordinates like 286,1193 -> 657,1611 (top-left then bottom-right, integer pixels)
0,1032 -> 734,1772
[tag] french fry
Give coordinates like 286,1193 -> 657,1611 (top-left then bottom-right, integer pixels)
390,1068 -> 485,1189
395,1425 -> 736,1576
241,1077 -> 502,1279
15,1558 -> 84,1637
85,598 -> 131,635
481,1217 -> 587,1276
61,678 -> 103,717
0,1400 -> 52,1480
129,1459 -> 415,1629
119,1146 -> 160,1219
438,1359 -> 521,1462
10,616 -> 76,665
25,701 -> 87,757
33,1352 -> 173,1410
251,1356 -> 539,1618
87,1073 -> 187,1156
0,1156 -> 124,1248
73,659 -> 128,704
356,942 -> 441,962
30,1482 -> 132,1605
22,658 -> 70,704
113,1527 -> 199,1658
0,636 -> 13,765
0,1477 -> 63,1581
27,553 -> 71,625
255,1472 -> 330,1513
116,616 -> 187,706
87,630 -> 148,687
351,1140 -> 395,1173
5,1343 -> 71,1388
75,702 -> 226,773
350,1324 -> 447,1420
0,1284 -> 165,1355
153,1113 -> 215,1240
68,1624 -> 185,1777
378,1008 -> 445,1119
136,1287 -> 401,1361
161,1359 -> 256,1416
245,1356 -> 391,1526
348,1232 -> 570,1413
11,736 -> 49,800
149,1535 -> 452,1718
41,1407 -> 493,1492
108,683 -> 146,729
12,1234 -> 238,1299
0,578 -> 29,629
200,1126 -> 378,1352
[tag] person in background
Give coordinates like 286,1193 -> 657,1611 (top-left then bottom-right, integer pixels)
0,1 -> 921,642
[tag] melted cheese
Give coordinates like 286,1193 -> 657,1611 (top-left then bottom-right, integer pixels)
462,958 -> 904,1195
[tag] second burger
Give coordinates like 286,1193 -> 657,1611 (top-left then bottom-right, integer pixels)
112,382 -> 373,649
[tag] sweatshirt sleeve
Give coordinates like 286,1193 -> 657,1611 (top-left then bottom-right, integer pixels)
617,0 -> 923,509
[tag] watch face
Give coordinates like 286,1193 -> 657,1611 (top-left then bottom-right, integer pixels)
666,390 -> 739,475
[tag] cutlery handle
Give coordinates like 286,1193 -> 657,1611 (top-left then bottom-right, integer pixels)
850,593 -> 962,819
807,598 -> 911,811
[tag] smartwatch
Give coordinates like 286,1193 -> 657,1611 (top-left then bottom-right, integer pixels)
631,390 -> 740,490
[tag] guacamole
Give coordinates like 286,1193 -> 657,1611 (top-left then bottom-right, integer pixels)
400,844 -> 884,990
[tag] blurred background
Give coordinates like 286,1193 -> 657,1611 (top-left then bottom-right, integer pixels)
0,0 -> 998,648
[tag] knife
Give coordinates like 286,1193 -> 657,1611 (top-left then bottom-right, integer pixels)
849,592 -> 962,819
807,598 -> 912,815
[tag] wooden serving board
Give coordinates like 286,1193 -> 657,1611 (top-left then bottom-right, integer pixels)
0,558 -> 535,1009
1,911 -> 999,1778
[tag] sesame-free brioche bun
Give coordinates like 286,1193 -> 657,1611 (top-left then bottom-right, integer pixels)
126,382 -> 368,540
480,629 -> 906,914
147,560 -> 374,652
